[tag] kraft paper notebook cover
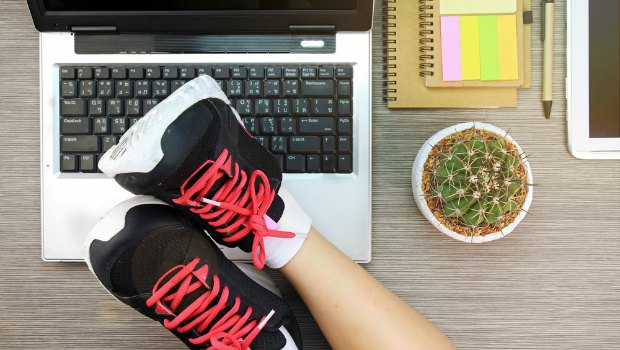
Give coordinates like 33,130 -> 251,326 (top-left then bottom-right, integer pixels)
384,0 -> 517,108
424,0 -> 530,88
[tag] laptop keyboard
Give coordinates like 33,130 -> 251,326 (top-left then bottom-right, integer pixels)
58,65 -> 354,174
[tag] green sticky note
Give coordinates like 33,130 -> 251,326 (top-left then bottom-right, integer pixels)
478,15 -> 500,81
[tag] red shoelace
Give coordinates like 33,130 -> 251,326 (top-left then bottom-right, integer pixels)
145,257 -> 275,350
172,149 -> 294,269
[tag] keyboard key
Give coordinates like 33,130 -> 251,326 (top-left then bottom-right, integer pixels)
338,117 -> 352,135
338,136 -> 352,153
311,98 -> 335,116
94,68 -> 110,79
293,99 -> 309,116
245,80 -> 262,97
112,117 -> 128,134
153,80 -> 169,98
89,99 -> 105,116
77,68 -> 93,79
61,99 -> 86,116
260,117 -> 277,134
145,67 -> 161,79
299,117 -> 335,135
111,68 -> 126,79
322,136 -> 335,153
61,117 -> 90,134
335,66 -> 353,79
338,155 -> 352,173
213,67 -> 229,79
290,136 -> 320,153
61,81 -> 77,98
301,67 -> 317,79
135,80 -> 151,97
116,81 -> 132,97
129,117 -> 140,126
80,154 -> 97,172
128,67 -> 144,79
273,154 -> 284,171
102,135 -> 118,152
163,67 -> 179,79
302,80 -> 334,97
93,117 -> 109,134
242,117 -> 258,134
98,81 -> 114,97
179,67 -> 195,79
337,80 -> 352,97
307,154 -> 321,172
279,117 -> 296,134
231,67 -> 247,79
285,154 -> 305,172
196,67 -> 212,76
274,99 -> 290,115
338,99 -> 352,116
271,136 -> 286,153
227,80 -> 244,97
143,99 -> 159,115
171,80 -> 185,93
249,67 -> 264,79
60,67 -> 75,79
254,136 -> 268,150
284,80 -> 300,97
318,67 -> 334,79
79,81 -> 95,98
236,99 -> 253,116
283,67 -> 299,78
61,135 -> 99,153
106,99 -> 123,116
322,154 -> 336,172
264,80 -> 281,97
61,154 -> 78,172
125,99 -> 141,116
255,99 -> 272,116
266,67 -> 282,78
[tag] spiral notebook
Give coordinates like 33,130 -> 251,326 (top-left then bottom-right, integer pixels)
384,0 -> 518,108
424,0 -> 530,87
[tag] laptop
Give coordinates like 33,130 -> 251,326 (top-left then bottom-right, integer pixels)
567,0 -> 620,159
27,0 -> 373,262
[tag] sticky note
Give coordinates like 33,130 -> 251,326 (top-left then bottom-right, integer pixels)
497,14 -> 519,80
460,16 -> 480,80
440,16 -> 462,81
478,15 -> 500,81
439,0 -> 517,15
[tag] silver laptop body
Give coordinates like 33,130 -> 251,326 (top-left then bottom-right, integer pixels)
33,2 -> 373,262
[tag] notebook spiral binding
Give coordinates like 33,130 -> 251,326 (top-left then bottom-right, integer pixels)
382,0 -> 397,102
418,0 -> 435,77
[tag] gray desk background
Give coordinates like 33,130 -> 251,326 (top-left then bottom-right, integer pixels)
1,0 -> 619,348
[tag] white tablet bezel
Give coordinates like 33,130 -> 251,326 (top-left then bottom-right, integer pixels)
567,0 -> 620,159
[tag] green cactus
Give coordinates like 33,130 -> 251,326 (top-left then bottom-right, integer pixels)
429,129 -> 527,228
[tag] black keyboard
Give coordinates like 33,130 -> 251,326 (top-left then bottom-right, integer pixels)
58,65 -> 353,174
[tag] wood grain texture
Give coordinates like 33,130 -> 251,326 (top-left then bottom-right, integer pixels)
1,0 -> 619,349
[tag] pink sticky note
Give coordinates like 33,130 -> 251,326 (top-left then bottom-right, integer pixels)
440,16 -> 462,81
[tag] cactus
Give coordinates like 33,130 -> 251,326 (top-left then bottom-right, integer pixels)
426,127 -> 528,231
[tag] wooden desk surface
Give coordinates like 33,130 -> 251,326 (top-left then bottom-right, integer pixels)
1,1 -> 619,349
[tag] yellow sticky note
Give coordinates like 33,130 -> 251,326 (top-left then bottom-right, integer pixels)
440,0 -> 517,15
460,16 -> 480,80
497,14 -> 519,80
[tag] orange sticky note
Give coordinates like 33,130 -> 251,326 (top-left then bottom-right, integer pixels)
497,14 -> 519,80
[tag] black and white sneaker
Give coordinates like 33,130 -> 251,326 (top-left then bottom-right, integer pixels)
98,75 -> 310,269
84,195 -> 302,350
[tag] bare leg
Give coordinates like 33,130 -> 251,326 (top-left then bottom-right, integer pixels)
280,228 -> 457,350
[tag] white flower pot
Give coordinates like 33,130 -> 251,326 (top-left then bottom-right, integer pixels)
412,122 -> 534,243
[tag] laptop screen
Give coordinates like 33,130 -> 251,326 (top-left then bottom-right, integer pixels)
44,0 -> 357,11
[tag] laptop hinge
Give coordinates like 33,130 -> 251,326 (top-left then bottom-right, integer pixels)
289,25 -> 336,35
71,26 -> 118,34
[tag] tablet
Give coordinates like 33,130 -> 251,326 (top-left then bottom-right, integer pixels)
567,0 -> 620,159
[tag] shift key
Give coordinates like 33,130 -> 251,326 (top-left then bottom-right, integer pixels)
299,117 -> 335,135
61,99 -> 87,116
61,135 -> 100,153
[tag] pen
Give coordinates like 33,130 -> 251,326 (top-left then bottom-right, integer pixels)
541,0 -> 554,118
